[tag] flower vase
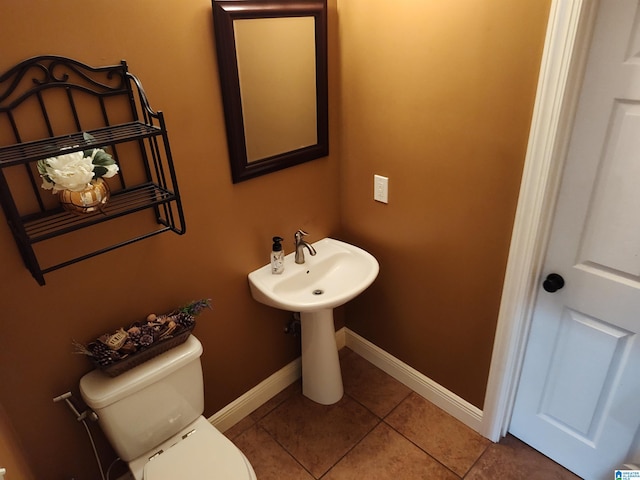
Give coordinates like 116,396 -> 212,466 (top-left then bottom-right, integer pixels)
58,178 -> 110,214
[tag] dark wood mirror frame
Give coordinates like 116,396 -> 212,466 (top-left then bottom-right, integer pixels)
212,0 -> 328,183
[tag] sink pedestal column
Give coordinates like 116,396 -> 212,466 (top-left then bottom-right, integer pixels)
299,309 -> 343,405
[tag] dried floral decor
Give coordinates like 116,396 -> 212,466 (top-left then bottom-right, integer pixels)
37,132 -> 119,193
74,299 -> 211,376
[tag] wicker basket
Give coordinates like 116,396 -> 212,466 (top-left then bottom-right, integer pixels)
95,324 -> 194,377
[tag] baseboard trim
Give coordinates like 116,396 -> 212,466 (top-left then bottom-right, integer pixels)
344,329 -> 483,432
209,327 -> 483,435
208,357 -> 301,432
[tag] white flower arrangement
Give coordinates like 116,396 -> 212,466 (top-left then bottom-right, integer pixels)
37,133 -> 119,193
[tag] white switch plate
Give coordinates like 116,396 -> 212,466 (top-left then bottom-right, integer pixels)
374,174 -> 389,203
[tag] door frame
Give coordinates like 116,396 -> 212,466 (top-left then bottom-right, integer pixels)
480,0 -> 601,441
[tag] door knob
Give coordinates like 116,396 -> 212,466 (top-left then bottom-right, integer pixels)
542,273 -> 565,293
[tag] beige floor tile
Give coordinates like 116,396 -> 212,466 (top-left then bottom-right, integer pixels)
224,381 -> 302,440
249,381 -> 302,422
341,348 -> 412,418
224,352 -> 576,479
259,392 -> 379,477
324,422 -> 460,480
385,392 -> 490,476
232,424 -> 314,480
465,434 -> 582,480
223,415 -> 256,440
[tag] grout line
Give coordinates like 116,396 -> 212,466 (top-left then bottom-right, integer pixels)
319,393 -> 384,479
209,358 -> 301,432
344,328 -> 484,432
379,415 -> 463,480
224,339 -> 568,479
461,442 -> 493,479
258,422 -> 316,479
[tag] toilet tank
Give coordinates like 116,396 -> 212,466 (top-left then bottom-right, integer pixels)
79,335 -> 204,462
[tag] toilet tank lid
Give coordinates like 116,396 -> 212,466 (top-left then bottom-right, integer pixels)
79,335 -> 203,410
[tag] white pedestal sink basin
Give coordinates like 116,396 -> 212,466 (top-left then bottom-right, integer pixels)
248,237 -> 379,404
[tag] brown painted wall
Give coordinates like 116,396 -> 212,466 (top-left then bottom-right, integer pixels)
0,1 -> 341,478
339,0 -> 550,408
0,404 -> 35,480
0,0 -> 550,478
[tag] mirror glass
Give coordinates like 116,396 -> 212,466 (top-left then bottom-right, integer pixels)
212,0 -> 328,183
235,17 -> 317,162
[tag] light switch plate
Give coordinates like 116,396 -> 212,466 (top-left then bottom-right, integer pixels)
374,174 -> 388,203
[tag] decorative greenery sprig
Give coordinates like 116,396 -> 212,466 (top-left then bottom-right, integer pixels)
179,298 -> 213,316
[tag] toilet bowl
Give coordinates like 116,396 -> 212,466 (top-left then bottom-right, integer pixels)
79,335 -> 256,480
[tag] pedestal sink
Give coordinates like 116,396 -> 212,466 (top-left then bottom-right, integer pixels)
248,237 -> 379,404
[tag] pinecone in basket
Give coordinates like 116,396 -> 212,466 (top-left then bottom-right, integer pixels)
88,342 -> 122,366
139,334 -> 154,347
141,324 -> 157,340
128,329 -> 142,346
175,312 -> 195,329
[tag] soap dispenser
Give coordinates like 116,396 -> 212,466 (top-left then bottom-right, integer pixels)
271,236 -> 285,274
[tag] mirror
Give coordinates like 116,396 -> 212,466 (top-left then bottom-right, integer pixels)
212,0 -> 328,183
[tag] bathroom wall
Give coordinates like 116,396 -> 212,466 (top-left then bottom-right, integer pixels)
0,1 -> 341,478
0,403 -> 34,480
0,1 -> 551,478
338,0 -> 550,408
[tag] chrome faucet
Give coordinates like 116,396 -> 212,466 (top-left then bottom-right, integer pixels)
294,229 -> 317,264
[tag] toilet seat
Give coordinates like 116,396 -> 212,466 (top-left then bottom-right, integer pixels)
143,418 -> 256,480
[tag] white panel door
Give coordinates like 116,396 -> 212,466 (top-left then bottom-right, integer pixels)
509,1 -> 640,478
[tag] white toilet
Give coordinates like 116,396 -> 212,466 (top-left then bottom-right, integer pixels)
79,335 -> 256,480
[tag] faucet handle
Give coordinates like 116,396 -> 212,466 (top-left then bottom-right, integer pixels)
295,229 -> 309,241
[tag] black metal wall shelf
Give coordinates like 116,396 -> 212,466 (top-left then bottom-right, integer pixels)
0,56 -> 186,285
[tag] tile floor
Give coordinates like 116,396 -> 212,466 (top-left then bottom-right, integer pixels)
224,348 -> 581,480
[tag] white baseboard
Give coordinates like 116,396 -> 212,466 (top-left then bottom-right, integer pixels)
209,328 -> 346,433
208,327 -> 483,435
208,357 -> 302,432
117,326 -> 482,480
344,329 -> 483,432
335,326 -> 346,350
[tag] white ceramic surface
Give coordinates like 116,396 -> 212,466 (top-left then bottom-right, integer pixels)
248,237 -> 379,312
248,238 -> 379,404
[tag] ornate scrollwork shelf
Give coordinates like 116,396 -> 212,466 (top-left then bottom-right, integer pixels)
0,56 -> 186,285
